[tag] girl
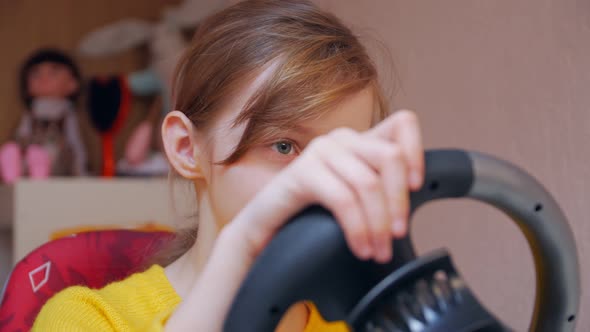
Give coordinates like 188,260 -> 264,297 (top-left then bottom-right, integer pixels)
33,0 -> 424,331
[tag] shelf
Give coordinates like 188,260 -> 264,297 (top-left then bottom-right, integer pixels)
10,177 -> 183,263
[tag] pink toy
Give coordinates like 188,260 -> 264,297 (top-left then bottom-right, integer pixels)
125,119 -> 154,166
0,143 -> 51,184
0,143 -> 21,184
25,145 -> 51,179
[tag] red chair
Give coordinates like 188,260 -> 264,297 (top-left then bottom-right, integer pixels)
0,230 -> 175,331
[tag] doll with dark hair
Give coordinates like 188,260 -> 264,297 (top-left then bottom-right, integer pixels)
0,48 -> 87,184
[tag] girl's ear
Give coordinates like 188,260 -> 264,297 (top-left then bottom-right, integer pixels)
162,111 -> 205,180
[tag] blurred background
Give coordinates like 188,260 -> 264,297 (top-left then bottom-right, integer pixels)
0,0 -> 588,330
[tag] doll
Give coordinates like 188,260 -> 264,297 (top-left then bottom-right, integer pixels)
0,49 -> 87,184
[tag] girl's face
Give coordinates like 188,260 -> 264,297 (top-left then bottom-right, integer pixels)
164,70 -> 376,230
205,95 -> 375,229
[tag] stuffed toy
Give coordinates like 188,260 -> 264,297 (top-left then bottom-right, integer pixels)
76,0 -> 224,176
0,49 -> 87,184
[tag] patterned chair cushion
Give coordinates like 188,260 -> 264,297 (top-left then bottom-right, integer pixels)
0,229 -> 174,331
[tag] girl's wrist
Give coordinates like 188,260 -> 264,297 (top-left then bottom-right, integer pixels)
216,223 -> 256,265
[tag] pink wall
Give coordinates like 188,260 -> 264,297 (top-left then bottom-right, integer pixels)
315,0 -> 589,330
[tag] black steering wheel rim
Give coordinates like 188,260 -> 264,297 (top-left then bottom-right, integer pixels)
224,149 -> 580,332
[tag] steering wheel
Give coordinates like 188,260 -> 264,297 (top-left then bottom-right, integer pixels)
224,149 -> 580,332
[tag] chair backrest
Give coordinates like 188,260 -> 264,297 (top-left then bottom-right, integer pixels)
0,229 -> 174,331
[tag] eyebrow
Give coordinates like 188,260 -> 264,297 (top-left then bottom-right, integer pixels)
256,123 -> 318,145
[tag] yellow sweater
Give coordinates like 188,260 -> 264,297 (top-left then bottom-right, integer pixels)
33,265 -> 349,331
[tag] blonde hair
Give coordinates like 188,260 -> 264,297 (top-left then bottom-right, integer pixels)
156,0 -> 389,266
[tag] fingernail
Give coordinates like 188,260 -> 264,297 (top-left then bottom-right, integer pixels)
359,243 -> 372,259
377,244 -> 392,263
392,219 -> 407,236
410,170 -> 422,189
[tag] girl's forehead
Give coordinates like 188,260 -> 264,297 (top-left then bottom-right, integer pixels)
302,87 -> 375,134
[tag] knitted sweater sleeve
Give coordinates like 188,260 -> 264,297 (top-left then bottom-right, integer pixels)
32,265 -> 181,332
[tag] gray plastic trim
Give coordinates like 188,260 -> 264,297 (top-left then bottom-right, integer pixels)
467,151 -> 580,332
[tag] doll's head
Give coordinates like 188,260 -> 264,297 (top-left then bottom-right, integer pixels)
19,48 -> 82,108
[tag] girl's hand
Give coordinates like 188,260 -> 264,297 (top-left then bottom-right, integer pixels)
231,109 -> 424,264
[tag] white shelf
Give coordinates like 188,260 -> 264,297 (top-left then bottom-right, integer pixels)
12,177 -> 187,263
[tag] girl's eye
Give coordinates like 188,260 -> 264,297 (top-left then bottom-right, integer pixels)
272,141 -> 296,155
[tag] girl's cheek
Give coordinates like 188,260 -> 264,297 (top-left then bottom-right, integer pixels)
211,160 -> 279,225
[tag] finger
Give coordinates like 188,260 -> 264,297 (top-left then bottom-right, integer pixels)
368,110 -> 424,190
298,160 -> 374,260
330,129 -> 410,238
379,145 -> 410,237
317,137 -> 392,263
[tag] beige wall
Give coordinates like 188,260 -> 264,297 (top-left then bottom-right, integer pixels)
315,0 -> 589,330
